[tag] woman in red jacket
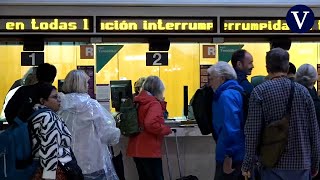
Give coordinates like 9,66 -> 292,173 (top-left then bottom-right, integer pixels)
127,75 -> 172,180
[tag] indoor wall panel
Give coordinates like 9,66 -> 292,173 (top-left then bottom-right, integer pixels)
1,42 -> 320,118
118,44 -> 159,82
160,44 -> 200,118
0,45 -> 23,112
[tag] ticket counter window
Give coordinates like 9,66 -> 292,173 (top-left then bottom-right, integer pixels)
0,42 -> 319,118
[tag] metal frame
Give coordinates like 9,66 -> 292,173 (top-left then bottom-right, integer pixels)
1,0 -> 320,7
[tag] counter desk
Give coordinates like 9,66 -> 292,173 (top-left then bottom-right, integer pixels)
114,124 -> 216,180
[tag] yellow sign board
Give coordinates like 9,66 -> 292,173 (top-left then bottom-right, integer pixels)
96,17 -> 217,34
221,17 -> 320,33
0,16 -> 93,32
1,16 -> 320,35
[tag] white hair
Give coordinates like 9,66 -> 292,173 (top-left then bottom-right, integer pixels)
142,76 -> 165,98
207,61 -> 237,80
62,70 -> 90,93
296,64 -> 318,88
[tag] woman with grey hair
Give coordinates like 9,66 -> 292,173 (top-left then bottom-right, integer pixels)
296,64 -> 320,129
296,64 -> 318,89
58,70 -> 120,180
207,62 -> 246,180
127,75 -> 172,180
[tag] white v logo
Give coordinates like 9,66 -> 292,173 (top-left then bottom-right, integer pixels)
290,11 -> 310,29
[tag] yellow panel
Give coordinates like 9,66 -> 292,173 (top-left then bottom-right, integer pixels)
0,45 -> 23,112
75,45 -> 95,66
199,43 -> 217,65
289,43 -> 318,90
1,42 -> 320,118
160,44 -> 200,118
288,43 -> 318,69
241,43 -> 270,81
95,44 -> 120,85
45,45 -> 77,88
118,44 -> 159,81
241,43 -> 318,82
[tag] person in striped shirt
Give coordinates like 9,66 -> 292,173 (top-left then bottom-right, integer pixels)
29,83 -> 82,180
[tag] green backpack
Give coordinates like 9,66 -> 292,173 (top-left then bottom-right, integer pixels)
115,99 -> 141,137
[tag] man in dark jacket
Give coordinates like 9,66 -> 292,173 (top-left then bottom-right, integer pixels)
231,49 -> 254,95
288,62 -> 296,81
4,63 -> 57,124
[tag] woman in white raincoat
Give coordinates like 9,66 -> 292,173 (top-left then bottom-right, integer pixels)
58,70 -> 121,180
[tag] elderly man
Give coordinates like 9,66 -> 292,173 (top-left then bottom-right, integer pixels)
208,61 -> 245,180
242,48 -> 320,180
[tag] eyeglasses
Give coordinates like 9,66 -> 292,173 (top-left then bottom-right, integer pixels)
49,95 -> 60,100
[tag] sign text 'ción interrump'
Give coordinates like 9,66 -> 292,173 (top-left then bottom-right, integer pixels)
98,18 -> 216,32
222,18 -> 320,32
0,17 -> 92,31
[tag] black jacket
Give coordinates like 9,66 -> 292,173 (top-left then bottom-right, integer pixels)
309,87 -> 320,126
4,83 -> 43,124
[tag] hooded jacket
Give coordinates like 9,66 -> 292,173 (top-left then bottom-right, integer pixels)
212,80 -> 245,163
127,90 -> 171,158
58,93 -> 120,178
236,69 -> 254,95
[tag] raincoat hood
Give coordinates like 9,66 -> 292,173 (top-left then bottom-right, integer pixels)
58,92 -> 120,179
59,93 -> 92,113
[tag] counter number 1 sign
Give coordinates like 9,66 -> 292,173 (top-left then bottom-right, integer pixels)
146,52 -> 168,66
21,52 -> 44,66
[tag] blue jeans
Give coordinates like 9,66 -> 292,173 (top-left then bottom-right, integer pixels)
261,168 -> 311,180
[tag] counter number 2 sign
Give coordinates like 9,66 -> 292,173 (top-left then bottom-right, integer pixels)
21,52 -> 44,66
146,52 -> 168,66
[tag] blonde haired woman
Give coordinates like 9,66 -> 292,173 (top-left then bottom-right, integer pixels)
58,70 -> 120,180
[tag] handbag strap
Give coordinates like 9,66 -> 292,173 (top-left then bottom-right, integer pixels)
262,79 -> 295,129
109,146 -> 115,157
286,80 -> 295,115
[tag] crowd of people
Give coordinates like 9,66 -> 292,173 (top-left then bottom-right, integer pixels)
1,47 -> 320,180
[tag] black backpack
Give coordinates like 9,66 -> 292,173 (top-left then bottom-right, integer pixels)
229,86 -> 250,127
190,85 -> 215,138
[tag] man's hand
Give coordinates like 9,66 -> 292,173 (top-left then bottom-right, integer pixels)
242,170 -> 251,179
223,157 -> 235,174
312,169 -> 318,178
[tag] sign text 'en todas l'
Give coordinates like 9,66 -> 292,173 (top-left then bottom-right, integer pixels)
0,16 -> 93,32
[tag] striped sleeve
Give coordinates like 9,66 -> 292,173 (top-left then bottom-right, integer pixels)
39,112 -> 59,179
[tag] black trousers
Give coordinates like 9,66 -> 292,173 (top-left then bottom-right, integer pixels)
214,162 -> 245,180
133,158 -> 164,180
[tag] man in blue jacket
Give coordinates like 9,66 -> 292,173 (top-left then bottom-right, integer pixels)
208,61 -> 245,180
231,49 -> 254,95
